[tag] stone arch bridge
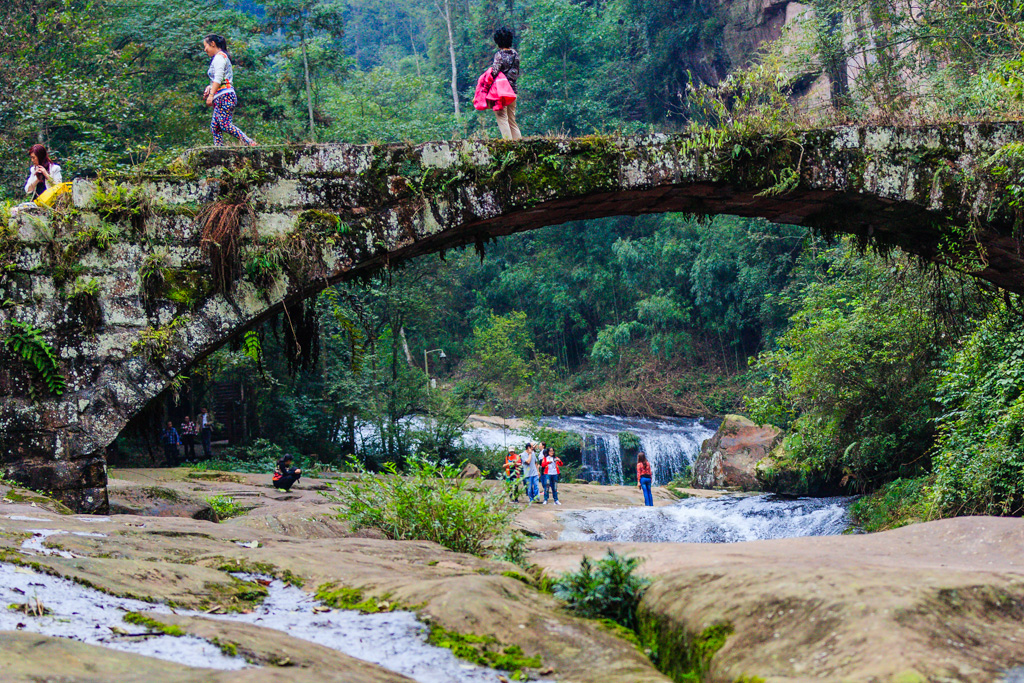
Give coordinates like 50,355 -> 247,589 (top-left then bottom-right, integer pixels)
3,123 -> 1024,512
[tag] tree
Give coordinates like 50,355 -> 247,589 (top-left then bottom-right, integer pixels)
434,0 -> 461,119
263,0 -> 345,141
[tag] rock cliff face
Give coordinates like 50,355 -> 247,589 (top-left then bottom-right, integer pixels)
692,414 -> 781,490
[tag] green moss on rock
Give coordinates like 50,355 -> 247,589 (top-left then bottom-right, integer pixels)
123,611 -> 185,636
638,614 -> 735,683
315,582 -> 397,613
426,624 -> 542,677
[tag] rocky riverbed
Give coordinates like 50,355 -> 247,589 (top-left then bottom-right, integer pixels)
0,469 -> 1021,682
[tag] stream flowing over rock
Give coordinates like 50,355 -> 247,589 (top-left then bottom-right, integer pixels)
559,494 -> 852,542
692,414 -> 782,490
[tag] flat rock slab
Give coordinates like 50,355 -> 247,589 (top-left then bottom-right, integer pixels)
0,631 -> 368,683
0,471 -> 668,683
531,517 -> 1024,681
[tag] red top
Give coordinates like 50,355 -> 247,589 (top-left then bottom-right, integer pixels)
541,455 -> 562,475
636,460 -> 652,483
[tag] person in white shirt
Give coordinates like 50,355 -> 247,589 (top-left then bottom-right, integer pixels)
202,34 -> 255,147
24,144 -> 62,199
199,407 -> 214,459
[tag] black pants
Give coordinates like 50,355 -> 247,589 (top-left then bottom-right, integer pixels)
201,428 -> 213,458
164,443 -> 180,467
183,434 -> 196,461
274,474 -> 300,492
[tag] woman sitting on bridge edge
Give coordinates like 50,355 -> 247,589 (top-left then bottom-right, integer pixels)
473,27 -> 521,140
24,144 -> 62,200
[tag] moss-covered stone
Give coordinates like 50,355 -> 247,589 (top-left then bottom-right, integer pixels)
426,624 -> 543,678
314,582 -> 397,613
123,611 -> 186,636
198,576 -> 269,612
638,614 -> 734,683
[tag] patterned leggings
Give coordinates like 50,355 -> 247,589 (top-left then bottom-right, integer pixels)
210,92 -> 253,146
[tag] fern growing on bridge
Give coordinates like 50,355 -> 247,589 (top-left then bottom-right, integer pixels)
4,321 -> 66,397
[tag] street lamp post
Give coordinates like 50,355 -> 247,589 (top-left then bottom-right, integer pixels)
424,348 -> 446,390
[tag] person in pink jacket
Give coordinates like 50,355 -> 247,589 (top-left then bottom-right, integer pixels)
489,27 -> 521,140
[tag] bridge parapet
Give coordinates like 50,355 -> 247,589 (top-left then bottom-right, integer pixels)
1,125 -> 1022,512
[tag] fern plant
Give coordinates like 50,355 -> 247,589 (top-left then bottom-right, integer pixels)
4,321 -> 66,396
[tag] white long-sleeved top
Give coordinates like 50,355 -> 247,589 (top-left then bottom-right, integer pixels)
24,164 -> 62,196
207,52 -> 236,100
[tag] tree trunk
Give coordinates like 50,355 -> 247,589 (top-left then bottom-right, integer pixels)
301,32 -> 317,142
436,0 -> 460,117
399,326 -> 415,366
408,29 -> 422,78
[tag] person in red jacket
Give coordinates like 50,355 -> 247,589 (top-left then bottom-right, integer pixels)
540,447 -> 562,505
636,452 -> 653,506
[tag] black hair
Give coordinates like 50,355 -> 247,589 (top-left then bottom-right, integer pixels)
494,27 -> 514,49
205,34 -> 227,51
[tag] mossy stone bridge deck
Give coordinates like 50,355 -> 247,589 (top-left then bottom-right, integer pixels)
2,123 -> 1024,512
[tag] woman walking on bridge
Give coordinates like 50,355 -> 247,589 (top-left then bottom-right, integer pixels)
202,34 -> 256,147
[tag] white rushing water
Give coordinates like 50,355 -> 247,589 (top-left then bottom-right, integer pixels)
0,557 -> 514,681
541,415 -> 718,485
559,494 -> 854,543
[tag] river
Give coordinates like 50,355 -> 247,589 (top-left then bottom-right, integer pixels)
559,494 -> 855,542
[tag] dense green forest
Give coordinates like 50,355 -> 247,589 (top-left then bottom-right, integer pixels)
6,0 -> 1024,523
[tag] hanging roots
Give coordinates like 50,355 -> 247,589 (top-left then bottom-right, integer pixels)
282,299 -> 321,375
199,198 -> 255,295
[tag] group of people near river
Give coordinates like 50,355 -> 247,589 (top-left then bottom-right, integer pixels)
504,443 -> 563,504
503,445 -> 657,507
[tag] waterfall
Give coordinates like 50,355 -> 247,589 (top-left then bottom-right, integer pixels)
542,415 -> 719,485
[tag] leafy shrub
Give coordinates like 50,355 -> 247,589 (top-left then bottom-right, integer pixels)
499,530 -> 529,566
191,456 -> 277,474
322,456 -> 514,556
206,495 -> 247,520
849,476 -> 937,532
746,251 -> 981,492
553,551 -> 650,631
932,305 -> 1024,515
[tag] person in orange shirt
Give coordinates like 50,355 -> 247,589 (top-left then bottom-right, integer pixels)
636,451 -> 653,506
504,447 -> 523,502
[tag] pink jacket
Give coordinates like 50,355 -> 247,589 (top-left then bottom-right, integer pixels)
473,69 -> 516,111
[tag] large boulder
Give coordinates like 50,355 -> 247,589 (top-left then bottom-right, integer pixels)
692,415 -> 781,490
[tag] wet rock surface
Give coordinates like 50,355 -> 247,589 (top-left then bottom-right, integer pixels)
2,468 -> 1023,682
692,414 -> 781,490
0,470 -> 668,683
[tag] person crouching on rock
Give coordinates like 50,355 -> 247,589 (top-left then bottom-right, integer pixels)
272,455 -> 301,492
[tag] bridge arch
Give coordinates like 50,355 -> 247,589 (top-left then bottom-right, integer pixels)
2,123 -> 1022,511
